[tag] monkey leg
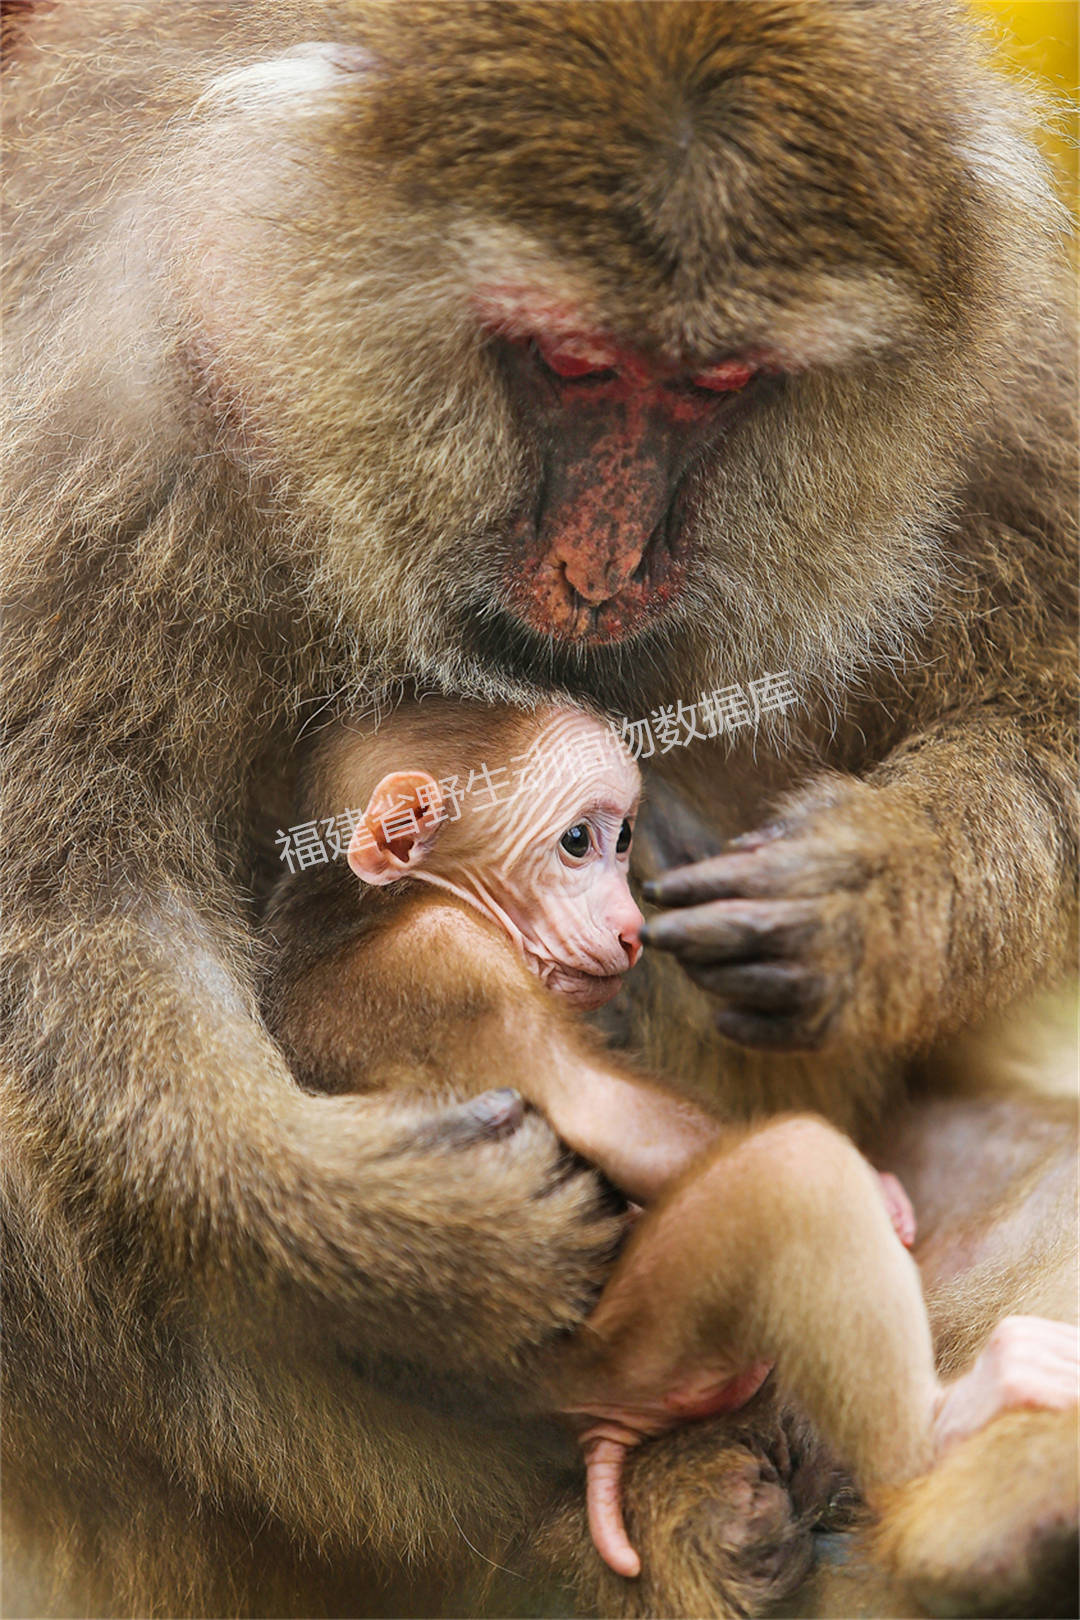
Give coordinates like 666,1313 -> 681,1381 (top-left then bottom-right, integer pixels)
872,1407 -> 1079,1618
559,1116 -> 940,1496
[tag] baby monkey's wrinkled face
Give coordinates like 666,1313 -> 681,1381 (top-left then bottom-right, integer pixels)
348,707 -> 644,1008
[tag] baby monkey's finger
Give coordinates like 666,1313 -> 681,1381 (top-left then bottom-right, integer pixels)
583,1437 -> 640,1580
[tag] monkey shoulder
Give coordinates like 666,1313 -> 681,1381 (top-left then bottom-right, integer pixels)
354,892 -> 555,1073
264,878 -> 545,1095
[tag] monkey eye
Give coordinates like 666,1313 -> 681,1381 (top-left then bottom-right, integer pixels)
559,823 -> 592,859
616,818 -> 633,855
690,358 -> 756,393
532,334 -> 618,381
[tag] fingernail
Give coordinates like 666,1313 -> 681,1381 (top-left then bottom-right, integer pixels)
641,880 -> 658,902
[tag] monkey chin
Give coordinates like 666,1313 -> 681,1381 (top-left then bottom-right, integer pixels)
546,968 -> 626,1011
456,596 -> 676,715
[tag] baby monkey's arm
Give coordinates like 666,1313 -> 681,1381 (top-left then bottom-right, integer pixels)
505,1018 -> 721,1204
502,999 -> 915,1235
549,1115 -> 1076,1580
269,891 -> 912,1225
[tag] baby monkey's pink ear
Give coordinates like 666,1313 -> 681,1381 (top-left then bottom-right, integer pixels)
347,770 -> 445,886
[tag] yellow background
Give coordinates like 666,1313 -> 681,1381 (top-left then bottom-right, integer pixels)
976,1 -> 1078,198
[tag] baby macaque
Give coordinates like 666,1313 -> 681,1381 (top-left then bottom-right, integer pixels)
267,700 -> 721,1198
267,700 -> 906,1206
264,699 -> 1076,1579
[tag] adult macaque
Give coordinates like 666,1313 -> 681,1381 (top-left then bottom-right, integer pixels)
2,2 -> 1076,1616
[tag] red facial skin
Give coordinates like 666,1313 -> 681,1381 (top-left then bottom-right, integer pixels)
477,292 -> 766,641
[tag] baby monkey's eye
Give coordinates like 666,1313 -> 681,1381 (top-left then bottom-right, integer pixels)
616,818 -> 632,855
560,824 -> 591,859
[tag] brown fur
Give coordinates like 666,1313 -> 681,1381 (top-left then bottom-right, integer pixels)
264,722 -> 993,1599
264,805 -> 719,1204
1,2 -> 1076,1616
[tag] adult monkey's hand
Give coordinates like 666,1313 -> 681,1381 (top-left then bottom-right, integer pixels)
641,770 -> 958,1054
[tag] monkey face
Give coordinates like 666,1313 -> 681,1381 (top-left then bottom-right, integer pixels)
178,1 -> 1008,711
346,704 -> 644,1006
483,709 -> 645,1007
485,330 -> 765,644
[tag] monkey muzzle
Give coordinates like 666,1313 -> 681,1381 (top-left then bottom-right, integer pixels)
501,346 -> 740,644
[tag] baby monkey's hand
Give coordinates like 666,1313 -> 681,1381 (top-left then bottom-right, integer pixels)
566,1360 -> 777,1574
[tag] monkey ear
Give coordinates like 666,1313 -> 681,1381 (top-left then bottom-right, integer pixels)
347,771 -> 445,887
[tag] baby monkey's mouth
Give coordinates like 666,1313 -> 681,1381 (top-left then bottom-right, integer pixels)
547,966 -> 627,1010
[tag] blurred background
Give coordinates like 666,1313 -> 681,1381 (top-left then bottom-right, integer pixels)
976,0 -> 1078,203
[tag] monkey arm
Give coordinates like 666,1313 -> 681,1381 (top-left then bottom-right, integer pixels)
3,882 -> 646,1614
644,698 -> 1077,1056
270,889 -> 721,1205
270,887 -> 920,1216
515,1025 -> 915,1233
500,1016 -> 722,1205
4,893 -> 623,1385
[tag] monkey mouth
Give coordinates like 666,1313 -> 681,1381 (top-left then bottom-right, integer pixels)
501,480 -> 692,645
547,968 -> 626,1009
505,527 -> 688,645
457,595 -> 680,715
518,565 -> 688,644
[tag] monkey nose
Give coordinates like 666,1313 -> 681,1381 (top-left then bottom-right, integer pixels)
560,543 -> 644,605
619,922 -> 643,970
615,892 -> 645,969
